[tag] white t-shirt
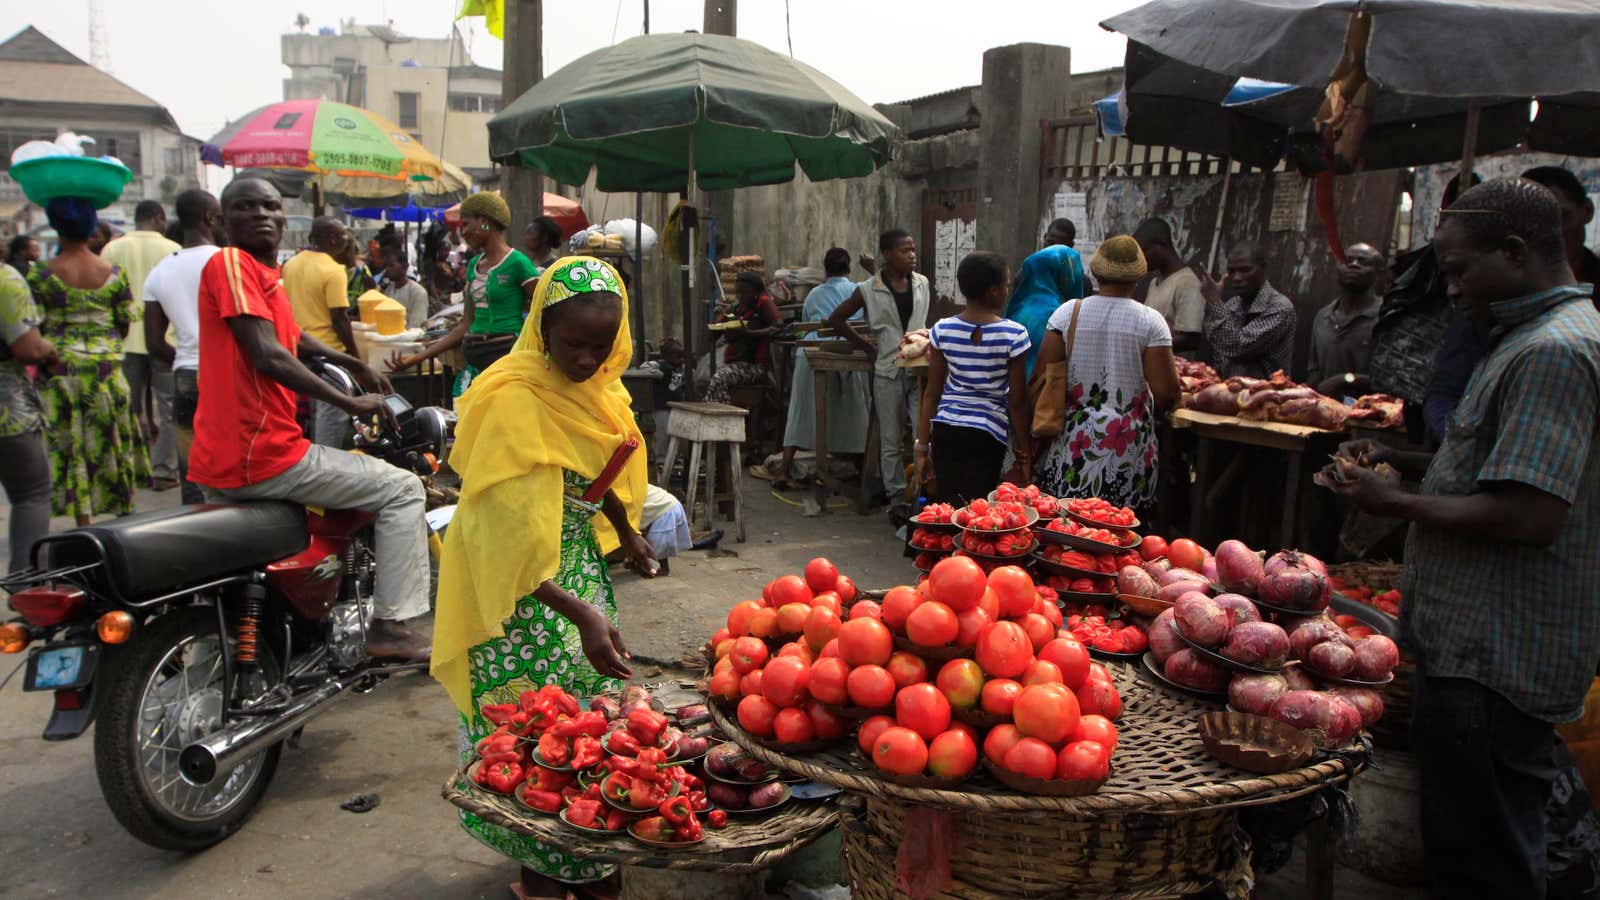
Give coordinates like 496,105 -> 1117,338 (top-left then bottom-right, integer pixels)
1045,295 -> 1172,403
142,245 -> 221,370
1144,267 -> 1206,335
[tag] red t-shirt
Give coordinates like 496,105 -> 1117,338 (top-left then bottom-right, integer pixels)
189,248 -> 312,488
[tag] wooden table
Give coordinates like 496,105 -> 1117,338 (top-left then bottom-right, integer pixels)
807,350 -> 878,515
896,355 -> 930,500
1171,408 -> 1343,550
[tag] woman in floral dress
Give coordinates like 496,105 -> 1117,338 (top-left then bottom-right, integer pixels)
28,197 -> 148,525
1034,236 -> 1180,515
433,256 -> 657,899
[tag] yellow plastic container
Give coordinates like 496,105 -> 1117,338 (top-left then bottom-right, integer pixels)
356,289 -> 389,322
370,297 -> 407,335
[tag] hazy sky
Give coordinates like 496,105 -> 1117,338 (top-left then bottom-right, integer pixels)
13,0 -> 1142,140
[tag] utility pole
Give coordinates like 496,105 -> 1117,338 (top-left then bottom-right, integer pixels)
701,0 -> 735,286
501,0 -> 544,239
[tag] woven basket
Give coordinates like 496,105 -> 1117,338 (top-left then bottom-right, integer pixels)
842,796 -> 1249,899
441,764 -> 840,873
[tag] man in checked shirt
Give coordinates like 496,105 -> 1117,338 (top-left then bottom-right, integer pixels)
1331,178 -> 1600,898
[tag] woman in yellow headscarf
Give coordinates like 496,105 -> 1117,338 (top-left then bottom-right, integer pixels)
433,255 -> 655,897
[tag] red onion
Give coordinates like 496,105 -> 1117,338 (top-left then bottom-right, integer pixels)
1329,687 -> 1385,727
1229,672 -> 1289,716
1164,649 -> 1229,692
1221,621 -> 1290,668
1149,608 -> 1185,664
1116,565 -> 1160,598
1351,634 -> 1401,681
1173,592 -> 1230,648
1307,640 -> 1357,678
1213,593 -> 1262,627
1258,550 -> 1332,611
1268,690 -> 1363,748
1214,540 -> 1264,594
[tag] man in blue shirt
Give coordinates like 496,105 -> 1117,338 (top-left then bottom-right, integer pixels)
1331,178 -> 1600,898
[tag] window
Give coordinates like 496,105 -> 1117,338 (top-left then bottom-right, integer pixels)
396,92 -> 419,129
448,94 -> 501,114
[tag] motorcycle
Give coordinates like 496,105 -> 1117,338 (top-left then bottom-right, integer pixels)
0,371 -> 450,851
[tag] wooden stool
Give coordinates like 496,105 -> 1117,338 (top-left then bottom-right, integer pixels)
658,401 -> 747,542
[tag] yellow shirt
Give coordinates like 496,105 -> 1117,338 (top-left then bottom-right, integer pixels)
101,230 -> 179,354
282,249 -> 349,349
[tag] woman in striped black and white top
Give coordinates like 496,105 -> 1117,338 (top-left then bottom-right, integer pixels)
915,252 -> 1032,505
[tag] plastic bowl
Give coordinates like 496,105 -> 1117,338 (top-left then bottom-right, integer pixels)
9,156 -> 132,209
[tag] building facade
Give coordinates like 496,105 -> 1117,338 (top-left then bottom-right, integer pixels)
281,21 -> 499,182
0,26 -> 207,238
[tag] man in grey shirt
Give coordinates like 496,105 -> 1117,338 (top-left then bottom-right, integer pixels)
380,251 -> 431,329
1306,242 -> 1385,399
1201,242 -> 1296,379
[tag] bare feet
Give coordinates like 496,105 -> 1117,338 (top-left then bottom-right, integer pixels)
365,617 -> 431,662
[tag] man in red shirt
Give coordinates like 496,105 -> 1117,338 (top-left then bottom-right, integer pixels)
190,178 -> 430,661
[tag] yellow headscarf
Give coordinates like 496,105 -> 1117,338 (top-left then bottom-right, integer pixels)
431,256 -> 646,714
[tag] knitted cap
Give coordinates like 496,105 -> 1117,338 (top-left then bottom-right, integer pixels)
1090,235 -> 1148,284
459,191 -> 511,230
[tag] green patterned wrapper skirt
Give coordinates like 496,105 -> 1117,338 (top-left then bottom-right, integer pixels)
40,358 -> 150,519
458,472 -> 621,883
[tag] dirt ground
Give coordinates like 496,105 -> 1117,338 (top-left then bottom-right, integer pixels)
1,476 -> 1416,898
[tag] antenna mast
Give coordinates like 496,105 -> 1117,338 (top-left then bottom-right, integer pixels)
88,0 -> 112,72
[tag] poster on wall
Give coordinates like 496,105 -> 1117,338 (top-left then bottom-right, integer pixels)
1050,191 -> 1099,257
934,218 -> 977,302
1269,173 -> 1308,232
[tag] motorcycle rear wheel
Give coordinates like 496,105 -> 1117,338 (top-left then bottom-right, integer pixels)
94,607 -> 282,851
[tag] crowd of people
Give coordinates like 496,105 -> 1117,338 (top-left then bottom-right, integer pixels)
2,160 -> 1596,898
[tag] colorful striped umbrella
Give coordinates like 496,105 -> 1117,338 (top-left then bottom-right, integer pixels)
203,99 -> 449,185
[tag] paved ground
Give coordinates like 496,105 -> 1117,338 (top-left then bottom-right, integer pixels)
1,477 -> 1417,898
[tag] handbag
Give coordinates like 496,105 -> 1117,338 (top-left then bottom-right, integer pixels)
1028,299 -> 1083,439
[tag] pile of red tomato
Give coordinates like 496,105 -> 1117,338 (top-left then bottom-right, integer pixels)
1327,577 -> 1402,618
705,556 -> 1124,792
955,498 -> 1033,531
1065,497 -> 1138,527
1045,517 -> 1136,548
994,482 -> 1060,518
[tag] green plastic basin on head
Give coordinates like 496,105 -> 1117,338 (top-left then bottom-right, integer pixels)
9,156 -> 133,209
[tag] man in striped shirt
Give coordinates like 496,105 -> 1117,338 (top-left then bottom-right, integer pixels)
915,251 -> 1031,504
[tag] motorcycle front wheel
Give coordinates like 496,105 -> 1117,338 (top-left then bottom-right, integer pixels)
94,607 -> 282,851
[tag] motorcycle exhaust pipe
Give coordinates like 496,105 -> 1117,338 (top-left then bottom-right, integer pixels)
178,675 -> 360,787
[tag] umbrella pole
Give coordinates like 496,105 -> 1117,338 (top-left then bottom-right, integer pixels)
682,133 -> 698,374
1206,161 -> 1233,273
1459,98 -> 1482,182
634,192 -> 645,365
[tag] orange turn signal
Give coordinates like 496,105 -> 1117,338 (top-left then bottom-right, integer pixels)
97,610 -> 135,645
0,622 -> 28,654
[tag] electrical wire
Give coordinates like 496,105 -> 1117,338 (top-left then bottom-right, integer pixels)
785,0 -> 794,56
611,0 -> 625,45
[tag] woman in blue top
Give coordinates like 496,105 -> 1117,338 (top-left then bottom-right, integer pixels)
915,252 -> 1031,505
1005,244 -> 1087,377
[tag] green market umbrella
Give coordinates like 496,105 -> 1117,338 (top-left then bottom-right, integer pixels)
487,32 -> 899,192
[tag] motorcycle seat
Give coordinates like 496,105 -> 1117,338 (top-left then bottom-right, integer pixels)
42,502 -> 309,602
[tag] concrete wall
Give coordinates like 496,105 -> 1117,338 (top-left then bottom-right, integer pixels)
1043,167 -> 1406,378
1411,152 -> 1600,250
978,44 -> 1072,270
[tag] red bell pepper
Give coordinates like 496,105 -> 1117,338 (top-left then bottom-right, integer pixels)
678,814 -> 703,842
560,784 -> 584,808
603,808 -> 631,832
606,730 -> 642,757
707,810 -> 728,829
566,798 -> 604,828
522,788 -> 562,813
538,685 -> 581,717
476,730 -> 520,765
529,766 -> 573,793
481,702 -> 520,726
658,795 -> 693,825
481,760 -> 522,794
629,778 -> 666,810
633,815 -> 675,842
687,790 -> 708,812
553,711 -> 607,739
677,771 -> 703,793
571,735 -> 604,770
602,772 -> 633,805
537,732 -> 570,767
627,707 -> 669,747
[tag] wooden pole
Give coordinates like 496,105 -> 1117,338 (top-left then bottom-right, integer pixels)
1459,98 -> 1482,183
501,0 -> 544,238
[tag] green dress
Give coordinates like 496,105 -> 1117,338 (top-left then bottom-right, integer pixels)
453,250 -> 540,398
458,470 -> 620,883
27,262 -> 149,519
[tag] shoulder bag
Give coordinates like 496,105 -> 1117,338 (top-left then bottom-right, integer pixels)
1028,299 -> 1083,439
